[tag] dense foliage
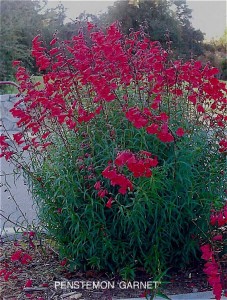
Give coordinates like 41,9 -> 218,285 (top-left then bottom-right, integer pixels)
0,24 -> 226,287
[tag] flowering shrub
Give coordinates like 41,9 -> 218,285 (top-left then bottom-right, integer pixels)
0,22 -> 226,277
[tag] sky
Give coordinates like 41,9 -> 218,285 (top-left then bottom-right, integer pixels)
47,0 -> 227,40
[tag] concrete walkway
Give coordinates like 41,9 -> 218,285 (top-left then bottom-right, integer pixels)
115,291 -> 227,299
0,158 -> 37,234
0,94 -> 38,235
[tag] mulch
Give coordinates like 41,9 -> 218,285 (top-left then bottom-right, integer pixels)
0,236 -> 215,300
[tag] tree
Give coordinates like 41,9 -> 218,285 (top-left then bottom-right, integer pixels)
0,0 -> 66,83
100,0 -> 204,58
171,0 -> 204,56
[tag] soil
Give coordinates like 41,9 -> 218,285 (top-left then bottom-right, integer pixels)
0,237 -> 218,300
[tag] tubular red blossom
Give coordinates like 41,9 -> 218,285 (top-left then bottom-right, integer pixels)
106,197 -> 113,208
115,151 -> 134,166
114,150 -> 158,178
3,151 -> 14,160
102,166 -> 133,195
157,131 -> 174,143
23,231 -> 35,238
197,104 -> 205,113
97,189 -> 108,198
4,271 -> 13,281
201,243 -> 223,300
146,123 -> 159,135
50,37 -> 58,46
176,127 -> 185,137
94,181 -> 102,190
125,107 -> 148,129
200,244 -> 213,260
219,139 -> 227,153
13,132 -> 24,145
0,135 -> 9,151
12,60 -> 21,66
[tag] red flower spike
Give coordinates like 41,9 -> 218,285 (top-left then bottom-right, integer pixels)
125,107 -> 148,129
94,181 -> 102,190
106,197 -> 113,209
50,38 -> 58,46
102,166 -> 133,195
176,127 -> 185,137
11,250 -> 23,261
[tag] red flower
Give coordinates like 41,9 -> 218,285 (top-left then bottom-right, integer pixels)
11,250 -> 32,264
25,279 -> 33,287
219,139 -> 227,153
98,189 -> 108,198
60,258 -> 67,266
106,197 -> 113,208
212,235 -> 223,241
11,250 -> 23,261
146,124 -> 159,135
94,181 -> 102,190
200,244 -> 213,260
210,214 -> 217,226
4,271 -> 13,281
176,127 -> 185,137
102,166 -> 133,195
23,231 -> 35,238
115,150 -> 134,166
125,107 -> 148,129
197,105 -> 205,113
50,37 -> 58,45
157,131 -> 174,143
12,60 -> 21,66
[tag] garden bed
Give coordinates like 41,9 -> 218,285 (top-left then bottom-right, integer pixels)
0,237 -> 215,300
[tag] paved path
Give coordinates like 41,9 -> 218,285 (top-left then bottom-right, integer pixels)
0,94 -> 38,235
115,291 -> 227,299
0,158 -> 37,234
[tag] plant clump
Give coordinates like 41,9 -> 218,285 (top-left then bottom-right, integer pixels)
0,23 -> 226,289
